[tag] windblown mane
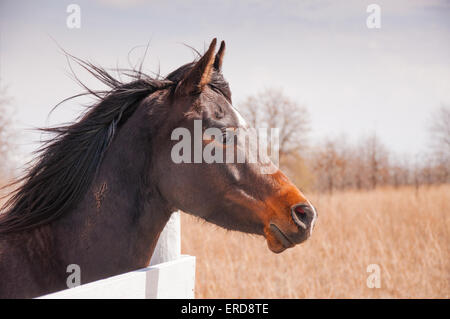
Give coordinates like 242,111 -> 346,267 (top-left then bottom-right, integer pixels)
0,55 -> 175,235
0,49 -> 231,236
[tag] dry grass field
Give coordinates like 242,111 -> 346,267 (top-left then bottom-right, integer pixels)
181,185 -> 449,298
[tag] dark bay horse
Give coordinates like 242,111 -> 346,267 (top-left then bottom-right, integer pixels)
0,39 -> 317,298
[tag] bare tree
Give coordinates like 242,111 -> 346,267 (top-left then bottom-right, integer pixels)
238,88 -> 310,158
428,105 -> 450,153
389,156 -> 412,188
309,133 -> 393,192
363,133 -> 390,189
310,138 -> 346,194
0,84 -> 12,179
428,105 -> 450,183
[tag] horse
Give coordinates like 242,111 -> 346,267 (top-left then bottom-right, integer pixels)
0,39 -> 317,298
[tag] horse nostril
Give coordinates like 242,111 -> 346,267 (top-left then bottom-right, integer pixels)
291,204 -> 315,230
294,205 -> 305,215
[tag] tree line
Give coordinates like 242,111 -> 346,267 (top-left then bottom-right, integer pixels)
240,89 -> 450,193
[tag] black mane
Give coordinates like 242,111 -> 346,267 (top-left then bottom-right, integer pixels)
0,51 -> 230,236
0,57 -> 175,235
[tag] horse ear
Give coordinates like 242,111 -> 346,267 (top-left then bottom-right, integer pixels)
214,41 -> 225,71
176,38 -> 217,96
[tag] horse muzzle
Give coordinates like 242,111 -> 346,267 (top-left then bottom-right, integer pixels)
265,203 -> 317,253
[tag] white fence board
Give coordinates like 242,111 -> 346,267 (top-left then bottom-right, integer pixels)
39,255 -> 195,299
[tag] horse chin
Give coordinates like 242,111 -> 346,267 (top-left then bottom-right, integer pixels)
267,240 -> 288,254
264,224 -> 294,254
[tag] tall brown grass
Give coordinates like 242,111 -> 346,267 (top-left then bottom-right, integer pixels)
181,185 -> 449,298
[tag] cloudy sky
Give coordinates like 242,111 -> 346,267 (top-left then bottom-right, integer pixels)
1,0 -> 449,166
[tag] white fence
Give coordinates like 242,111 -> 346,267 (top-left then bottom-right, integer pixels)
39,212 -> 196,299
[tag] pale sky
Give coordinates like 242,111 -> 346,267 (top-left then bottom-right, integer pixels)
1,0 -> 450,167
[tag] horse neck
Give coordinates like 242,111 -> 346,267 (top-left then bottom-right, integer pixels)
48,103 -> 172,284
